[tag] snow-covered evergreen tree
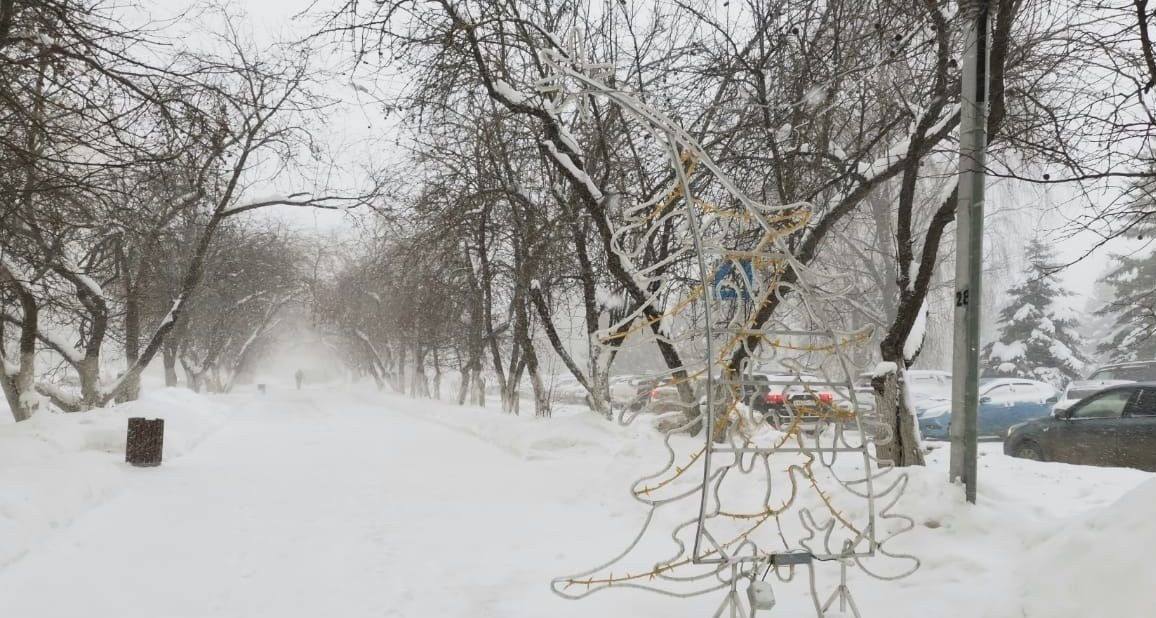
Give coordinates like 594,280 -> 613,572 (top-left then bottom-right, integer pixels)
983,239 -> 1090,387
1097,240 -> 1156,362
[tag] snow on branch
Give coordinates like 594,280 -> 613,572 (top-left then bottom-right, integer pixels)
37,328 -> 86,366
100,298 -> 183,400
0,252 -> 34,292
2,357 -> 19,378
903,300 -> 928,362
53,254 -> 105,300
873,361 -> 899,378
542,142 -> 604,201
353,329 -> 387,373
0,313 -> 84,366
74,273 -> 104,299
494,79 -> 530,105
157,299 -> 182,330
858,105 -> 960,182
220,191 -> 379,217
34,382 -> 82,413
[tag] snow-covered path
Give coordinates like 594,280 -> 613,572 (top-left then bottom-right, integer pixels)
0,388 -> 620,618
3,386 -> 1155,618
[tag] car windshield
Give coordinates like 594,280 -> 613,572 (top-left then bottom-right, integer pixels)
1088,364 -> 1156,382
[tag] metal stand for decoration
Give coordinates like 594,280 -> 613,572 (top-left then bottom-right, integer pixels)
820,552 -> 862,618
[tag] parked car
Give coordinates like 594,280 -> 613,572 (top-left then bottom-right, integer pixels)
1055,361 -> 1156,412
854,369 -> 950,399
634,376 -> 700,414
917,378 -> 1058,440
906,370 -> 953,412
852,369 -> 950,418
609,376 -> 646,408
618,375 -> 679,411
750,374 -> 841,432
1004,382 -> 1156,471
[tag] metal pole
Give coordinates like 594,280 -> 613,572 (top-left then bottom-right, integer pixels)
950,0 -> 990,504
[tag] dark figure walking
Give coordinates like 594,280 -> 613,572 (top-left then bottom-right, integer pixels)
294,369 -> 304,390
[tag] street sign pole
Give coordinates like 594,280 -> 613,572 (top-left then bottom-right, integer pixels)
950,0 -> 991,504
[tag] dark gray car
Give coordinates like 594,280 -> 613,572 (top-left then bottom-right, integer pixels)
1004,382 -> 1156,472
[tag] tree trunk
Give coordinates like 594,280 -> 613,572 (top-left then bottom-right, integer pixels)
77,356 -> 102,410
588,347 -> 613,419
520,329 -> 549,418
0,270 -> 40,421
121,254 -> 143,402
872,364 -> 925,467
529,284 -> 610,418
432,347 -> 442,400
395,343 -> 407,392
411,345 -> 430,398
162,343 -> 179,387
507,357 -> 526,416
565,196 -> 614,420
0,344 -> 38,422
456,362 -> 470,405
182,358 -> 203,393
464,253 -> 487,408
208,365 -> 223,393
0,370 -> 35,422
471,367 -> 485,407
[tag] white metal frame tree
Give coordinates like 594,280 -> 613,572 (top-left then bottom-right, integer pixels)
536,36 -> 918,618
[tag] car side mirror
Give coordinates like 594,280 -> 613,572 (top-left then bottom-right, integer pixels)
979,396 -> 991,404
1053,407 -> 1068,420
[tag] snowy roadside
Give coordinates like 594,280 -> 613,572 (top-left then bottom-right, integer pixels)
382,392 -> 656,462
0,388 -> 236,569
1,387 -> 1153,617
387,394 -> 1155,617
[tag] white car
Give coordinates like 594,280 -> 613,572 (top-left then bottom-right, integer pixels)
1056,361 -> 1156,412
917,378 -> 1058,440
853,369 -> 952,415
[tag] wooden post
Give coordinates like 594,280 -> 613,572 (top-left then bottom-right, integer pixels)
126,417 -> 164,467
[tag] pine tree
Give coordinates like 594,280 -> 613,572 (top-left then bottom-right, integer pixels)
983,239 -> 1091,387
1097,242 -> 1156,362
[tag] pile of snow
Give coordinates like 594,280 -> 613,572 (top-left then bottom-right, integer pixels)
386,393 -> 656,463
390,396 -> 1155,617
986,477 -> 1156,617
0,388 -> 229,568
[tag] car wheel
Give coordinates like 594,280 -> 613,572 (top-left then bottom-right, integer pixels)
1014,442 -> 1045,462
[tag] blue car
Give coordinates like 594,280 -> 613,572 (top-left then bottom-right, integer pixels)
917,378 -> 1059,440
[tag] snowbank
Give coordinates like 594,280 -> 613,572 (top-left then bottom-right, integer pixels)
385,393 -> 655,463
987,477 -> 1156,617
2,385 -> 1153,617
0,388 -> 229,568
382,394 -> 1154,617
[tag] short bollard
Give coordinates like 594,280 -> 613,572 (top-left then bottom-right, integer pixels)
257,384 -> 266,394
126,417 -> 164,467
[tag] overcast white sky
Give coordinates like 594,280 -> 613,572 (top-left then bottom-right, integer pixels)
154,1 -> 1123,308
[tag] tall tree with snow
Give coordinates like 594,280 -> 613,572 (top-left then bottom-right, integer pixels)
983,239 -> 1089,387
1097,238 -> 1156,363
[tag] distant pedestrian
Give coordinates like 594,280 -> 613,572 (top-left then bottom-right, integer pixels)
295,369 -> 304,390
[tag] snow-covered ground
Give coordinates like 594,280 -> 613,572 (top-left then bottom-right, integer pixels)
0,385 -> 1152,617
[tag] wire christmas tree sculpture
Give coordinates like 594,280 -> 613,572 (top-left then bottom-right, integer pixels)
537,32 -> 920,617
